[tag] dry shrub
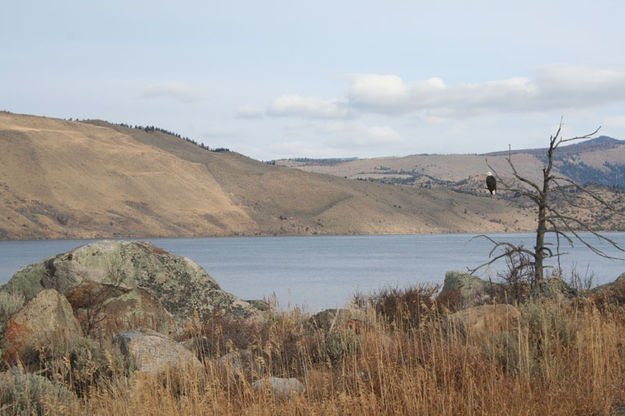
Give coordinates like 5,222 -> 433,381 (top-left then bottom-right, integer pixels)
0,366 -> 77,415
353,283 -> 440,330
5,286 -> 625,415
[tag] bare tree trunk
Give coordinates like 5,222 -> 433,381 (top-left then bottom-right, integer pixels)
534,182 -> 547,284
534,138 -> 556,285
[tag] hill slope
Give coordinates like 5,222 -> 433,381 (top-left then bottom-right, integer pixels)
276,136 -> 625,188
0,112 -> 540,240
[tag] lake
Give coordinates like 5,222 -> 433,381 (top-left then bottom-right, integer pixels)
1,233 -> 625,312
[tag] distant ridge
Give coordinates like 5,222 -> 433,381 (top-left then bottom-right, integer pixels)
279,134 -> 625,189
482,136 -> 624,157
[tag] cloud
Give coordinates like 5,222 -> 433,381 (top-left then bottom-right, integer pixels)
141,82 -> 205,103
236,105 -> 264,119
346,66 -> 625,118
264,65 -> 625,121
267,95 -> 351,119
347,74 -> 538,117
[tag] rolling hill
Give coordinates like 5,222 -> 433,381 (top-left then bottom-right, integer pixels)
1,112 -> 622,240
0,112 -> 541,240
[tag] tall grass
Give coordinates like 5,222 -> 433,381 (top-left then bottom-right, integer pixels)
7,289 -> 625,415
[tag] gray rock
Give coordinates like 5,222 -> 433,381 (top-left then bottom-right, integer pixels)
218,349 -> 254,371
244,299 -> 270,312
1,240 -> 258,323
3,289 -> 83,363
113,329 -> 201,375
309,308 -> 353,332
252,377 -> 304,399
534,275 -> 577,301
438,271 -> 503,310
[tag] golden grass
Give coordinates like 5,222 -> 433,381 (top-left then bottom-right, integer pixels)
22,297 -> 624,416
0,112 -> 539,240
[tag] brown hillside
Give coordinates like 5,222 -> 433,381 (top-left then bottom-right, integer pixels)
0,112 -> 539,239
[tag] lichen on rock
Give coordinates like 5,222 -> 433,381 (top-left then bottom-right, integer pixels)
1,240 -> 259,332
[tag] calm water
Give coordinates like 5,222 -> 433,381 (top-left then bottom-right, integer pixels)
1,233 -> 624,312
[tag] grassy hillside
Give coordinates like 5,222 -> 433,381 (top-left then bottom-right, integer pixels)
0,112 -> 539,240
276,136 -> 625,189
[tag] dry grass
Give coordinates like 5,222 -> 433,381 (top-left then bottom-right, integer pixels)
0,111 -> 540,240
8,290 -> 623,416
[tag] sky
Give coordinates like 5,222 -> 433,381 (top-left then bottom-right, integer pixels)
2,1 -> 625,161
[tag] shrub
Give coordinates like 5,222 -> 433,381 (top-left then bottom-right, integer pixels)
353,283 -> 439,330
0,291 -> 24,337
0,366 -> 76,415
325,329 -> 362,364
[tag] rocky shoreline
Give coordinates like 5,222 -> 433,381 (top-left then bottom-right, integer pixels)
1,240 -> 624,413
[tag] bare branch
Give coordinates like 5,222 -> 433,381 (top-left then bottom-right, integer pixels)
468,235 -> 536,274
552,176 -> 623,216
554,126 -> 601,149
546,207 -> 625,260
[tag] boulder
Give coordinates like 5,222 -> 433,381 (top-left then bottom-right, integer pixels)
534,275 -> 577,301
589,272 -> 625,305
448,304 -> 520,341
244,299 -> 271,312
113,329 -> 201,375
67,286 -> 176,338
252,377 -> 304,399
1,240 -> 258,324
438,271 -> 503,310
3,289 -> 83,363
309,308 -> 353,332
218,349 -> 255,372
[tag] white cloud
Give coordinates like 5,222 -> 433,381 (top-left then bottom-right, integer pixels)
347,74 -> 538,117
311,65 -> 625,119
236,105 -> 264,119
141,82 -> 205,103
267,95 -> 351,119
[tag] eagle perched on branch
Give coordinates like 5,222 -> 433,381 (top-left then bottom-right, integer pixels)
486,172 -> 497,195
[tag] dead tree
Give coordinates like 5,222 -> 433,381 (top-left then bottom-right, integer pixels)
471,121 -> 624,287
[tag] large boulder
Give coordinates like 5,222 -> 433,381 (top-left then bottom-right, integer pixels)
67,285 -> 176,338
438,271 -> 503,310
113,329 -> 202,375
3,289 -> 83,363
1,241 -> 258,324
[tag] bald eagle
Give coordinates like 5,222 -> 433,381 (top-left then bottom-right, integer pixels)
486,172 -> 496,195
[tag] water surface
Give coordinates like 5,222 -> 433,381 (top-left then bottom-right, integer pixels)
1,233 -> 624,311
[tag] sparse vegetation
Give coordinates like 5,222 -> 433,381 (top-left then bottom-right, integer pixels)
3,282 -> 625,415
